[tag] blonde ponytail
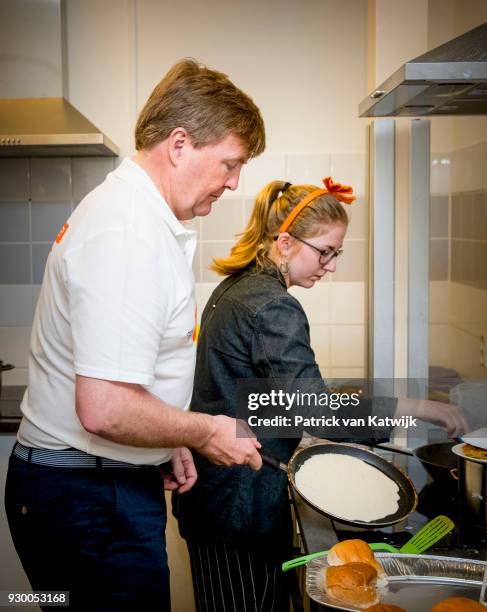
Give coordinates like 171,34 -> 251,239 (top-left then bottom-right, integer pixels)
211,181 -> 286,276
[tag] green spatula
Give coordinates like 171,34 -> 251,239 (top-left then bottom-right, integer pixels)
281,515 -> 454,572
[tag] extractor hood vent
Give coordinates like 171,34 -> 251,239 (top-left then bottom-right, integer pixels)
0,0 -> 119,157
0,98 -> 119,157
359,22 -> 487,117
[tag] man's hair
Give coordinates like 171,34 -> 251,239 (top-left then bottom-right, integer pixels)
135,58 -> 265,158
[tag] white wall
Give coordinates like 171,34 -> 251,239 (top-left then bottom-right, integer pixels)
66,0 -> 369,157
0,0 -> 63,98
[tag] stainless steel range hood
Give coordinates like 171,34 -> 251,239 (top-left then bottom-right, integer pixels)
0,98 -> 119,157
359,22 -> 487,117
0,0 -> 119,157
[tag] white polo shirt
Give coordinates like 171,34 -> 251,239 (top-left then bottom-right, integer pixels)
18,158 -> 197,464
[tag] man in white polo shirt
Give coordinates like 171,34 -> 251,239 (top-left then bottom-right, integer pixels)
5,58 -> 265,611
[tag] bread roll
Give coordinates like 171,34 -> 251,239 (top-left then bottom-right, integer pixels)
327,562 -> 378,589
365,605 -> 406,611
325,562 -> 379,609
328,539 -> 387,586
430,597 -> 485,611
326,583 -> 379,609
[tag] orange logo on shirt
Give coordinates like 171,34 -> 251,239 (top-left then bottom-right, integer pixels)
55,223 -> 69,244
192,306 -> 199,342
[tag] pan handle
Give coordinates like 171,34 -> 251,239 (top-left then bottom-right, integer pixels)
373,442 -> 414,456
259,450 -> 288,473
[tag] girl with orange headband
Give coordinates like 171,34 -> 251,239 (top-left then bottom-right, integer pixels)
174,178 -> 467,612
212,176 -> 354,282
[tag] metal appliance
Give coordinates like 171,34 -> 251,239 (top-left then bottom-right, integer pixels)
0,0 -> 118,157
360,22 -> 487,117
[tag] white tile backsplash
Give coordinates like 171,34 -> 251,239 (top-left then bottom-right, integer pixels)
0,159 -> 29,202
429,324 -> 450,367
289,283 -> 330,325
330,282 -> 365,325
30,158 -> 72,202
0,202 -> 30,241
0,245 -> 31,284
286,154 -> 331,186
72,157 -> 115,203
2,366 -> 28,385
449,325 -> 486,378
244,153 -> 286,196
32,284 -> 42,312
201,241 -> 234,282
429,280 -> 449,325
0,326 -> 32,367
195,282 -> 218,318
451,142 -> 487,193
329,367 -> 365,380
330,239 -> 366,282
200,198 -> 245,241
0,285 -> 35,326
32,244 -> 53,284
309,325 -> 330,366
31,202 -> 72,242
330,325 -> 365,367
329,153 -> 366,196
430,154 -> 451,195
346,196 -> 368,240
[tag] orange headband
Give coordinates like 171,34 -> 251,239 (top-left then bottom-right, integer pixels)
278,176 -> 356,234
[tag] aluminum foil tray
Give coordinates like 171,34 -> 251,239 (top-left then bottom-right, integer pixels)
306,553 -> 485,611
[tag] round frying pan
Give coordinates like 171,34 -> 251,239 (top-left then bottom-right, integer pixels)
262,442 -> 417,528
413,441 -> 458,486
373,440 -> 459,490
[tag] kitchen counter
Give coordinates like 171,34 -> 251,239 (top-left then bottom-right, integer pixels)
0,386 -> 24,433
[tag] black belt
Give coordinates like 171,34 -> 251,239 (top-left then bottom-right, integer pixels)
13,441 -> 145,469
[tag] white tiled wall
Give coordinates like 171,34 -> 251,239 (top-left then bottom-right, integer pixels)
0,326 -> 31,385
286,154 -> 331,186
241,153 -> 287,197
429,139 -> 487,380
196,280 -> 366,381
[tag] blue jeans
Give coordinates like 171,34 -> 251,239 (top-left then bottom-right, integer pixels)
5,454 -> 170,611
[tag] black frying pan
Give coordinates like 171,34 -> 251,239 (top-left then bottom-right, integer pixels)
414,441 -> 458,486
374,441 -> 459,491
262,442 -> 418,528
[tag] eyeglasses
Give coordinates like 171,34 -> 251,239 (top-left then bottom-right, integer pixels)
290,234 -> 343,266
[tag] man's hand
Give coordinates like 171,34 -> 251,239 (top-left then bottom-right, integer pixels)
162,447 -> 198,494
396,399 -> 469,438
195,415 -> 262,470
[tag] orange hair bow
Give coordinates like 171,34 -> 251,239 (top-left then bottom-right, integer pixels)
322,177 -> 356,205
278,176 -> 356,234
